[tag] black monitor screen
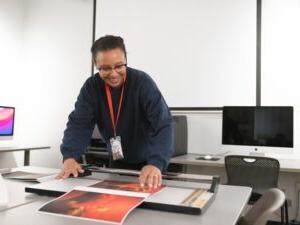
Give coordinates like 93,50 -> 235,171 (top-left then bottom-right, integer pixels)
222,106 -> 293,148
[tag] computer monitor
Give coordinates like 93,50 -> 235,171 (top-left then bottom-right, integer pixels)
0,106 -> 15,137
222,106 -> 293,155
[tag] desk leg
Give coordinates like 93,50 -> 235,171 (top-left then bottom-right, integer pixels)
24,150 -> 30,166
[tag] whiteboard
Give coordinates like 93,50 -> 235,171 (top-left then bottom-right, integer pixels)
95,0 -> 256,107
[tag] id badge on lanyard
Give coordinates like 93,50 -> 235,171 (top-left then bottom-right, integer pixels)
110,136 -> 124,160
105,77 -> 126,161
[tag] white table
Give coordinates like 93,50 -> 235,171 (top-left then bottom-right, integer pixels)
171,153 -> 300,173
0,146 -> 51,166
0,166 -> 252,225
0,167 -> 59,212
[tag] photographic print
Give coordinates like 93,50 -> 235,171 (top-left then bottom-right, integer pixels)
38,186 -> 149,224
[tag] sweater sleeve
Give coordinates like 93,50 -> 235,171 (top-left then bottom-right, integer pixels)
140,75 -> 174,171
60,79 -> 95,161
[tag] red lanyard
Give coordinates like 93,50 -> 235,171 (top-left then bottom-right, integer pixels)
105,76 -> 126,137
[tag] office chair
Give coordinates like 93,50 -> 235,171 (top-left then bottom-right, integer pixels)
166,115 -> 188,173
238,188 -> 286,225
172,115 -> 188,157
225,155 -> 289,225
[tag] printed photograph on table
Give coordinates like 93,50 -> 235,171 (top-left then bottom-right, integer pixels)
38,187 -> 147,224
90,180 -> 164,193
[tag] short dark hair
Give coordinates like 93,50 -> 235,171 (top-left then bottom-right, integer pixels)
91,35 -> 127,60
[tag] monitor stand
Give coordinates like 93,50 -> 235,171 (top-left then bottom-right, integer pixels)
249,148 -> 265,157
0,136 -> 16,149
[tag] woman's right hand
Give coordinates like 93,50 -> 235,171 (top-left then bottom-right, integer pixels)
55,158 -> 84,179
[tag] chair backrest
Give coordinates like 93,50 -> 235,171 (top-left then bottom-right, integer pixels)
238,188 -> 285,225
172,115 -> 188,156
225,155 -> 280,190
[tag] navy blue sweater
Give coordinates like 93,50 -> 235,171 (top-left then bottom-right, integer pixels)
60,67 -> 174,170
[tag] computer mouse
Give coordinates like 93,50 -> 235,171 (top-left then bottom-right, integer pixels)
204,155 -> 213,160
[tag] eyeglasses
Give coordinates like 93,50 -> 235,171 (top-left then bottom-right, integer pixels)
98,63 -> 127,75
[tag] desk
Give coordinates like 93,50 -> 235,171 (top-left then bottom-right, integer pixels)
0,167 -> 59,212
171,153 -> 300,173
0,166 -> 252,225
170,153 -> 300,219
0,146 -> 50,166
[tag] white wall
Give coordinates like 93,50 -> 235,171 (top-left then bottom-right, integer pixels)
261,0 -> 300,154
96,0 -> 256,107
0,0 -> 25,130
172,111 -> 223,155
0,0 -> 93,168
171,0 -> 300,158
0,0 -> 24,86
0,0 -> 25,167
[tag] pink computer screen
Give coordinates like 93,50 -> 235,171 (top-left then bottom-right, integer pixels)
0,107 -> 15,136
